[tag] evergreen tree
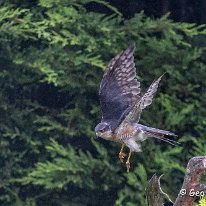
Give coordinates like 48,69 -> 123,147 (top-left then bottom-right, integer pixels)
1,1 -> 206,205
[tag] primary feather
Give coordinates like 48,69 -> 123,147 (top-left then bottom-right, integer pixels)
99,44 -> 141,131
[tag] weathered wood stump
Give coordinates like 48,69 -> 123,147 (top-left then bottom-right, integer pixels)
146,156 -> 206,206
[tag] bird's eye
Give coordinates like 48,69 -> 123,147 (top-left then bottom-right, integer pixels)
100,128 -> 105,133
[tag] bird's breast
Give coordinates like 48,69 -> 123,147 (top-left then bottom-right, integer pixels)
115,123 -> 135,141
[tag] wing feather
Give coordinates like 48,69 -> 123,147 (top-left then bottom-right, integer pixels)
123,74 -> 164,123
99,44 -> 141,131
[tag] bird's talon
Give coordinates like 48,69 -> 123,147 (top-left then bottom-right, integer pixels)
119,152 -> 126,163
126,150 -> 132,172
119,144 -> 126,163
126,161 -> 130,172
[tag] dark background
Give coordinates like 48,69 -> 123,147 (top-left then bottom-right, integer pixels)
87,0 -> 206,23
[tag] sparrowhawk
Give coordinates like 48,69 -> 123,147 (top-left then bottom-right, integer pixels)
95,44 -> 177,172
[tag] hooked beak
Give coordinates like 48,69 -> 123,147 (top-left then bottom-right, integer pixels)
95,132 -> 100,139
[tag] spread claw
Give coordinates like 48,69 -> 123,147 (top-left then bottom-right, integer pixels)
118,144 -> 125,163
119,152 -> 126,163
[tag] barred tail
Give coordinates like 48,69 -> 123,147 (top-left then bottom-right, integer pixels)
139,125 -> 179,146
150,133 -> 179,146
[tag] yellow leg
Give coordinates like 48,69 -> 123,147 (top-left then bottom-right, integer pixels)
126,150 -> 132,172
119,144 -> 126,163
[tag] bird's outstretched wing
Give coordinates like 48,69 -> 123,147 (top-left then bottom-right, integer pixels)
123,74 -> 164,124
99,44 -> 141,131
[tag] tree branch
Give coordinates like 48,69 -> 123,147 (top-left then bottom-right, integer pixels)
146,156 -> 206,206
174,156 -> 206,206
146,174 -> 164,206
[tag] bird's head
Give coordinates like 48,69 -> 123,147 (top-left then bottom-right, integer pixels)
95,122 -> 112,140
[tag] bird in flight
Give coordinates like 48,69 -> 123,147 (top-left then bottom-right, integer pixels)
95,44 -> 177,172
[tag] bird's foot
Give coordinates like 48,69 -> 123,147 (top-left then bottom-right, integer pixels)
126,150 -> 132,172
126,160 -> 130,172
119,152 -> 126,163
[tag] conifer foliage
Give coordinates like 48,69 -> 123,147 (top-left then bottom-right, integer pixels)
1,1 -> 206,205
